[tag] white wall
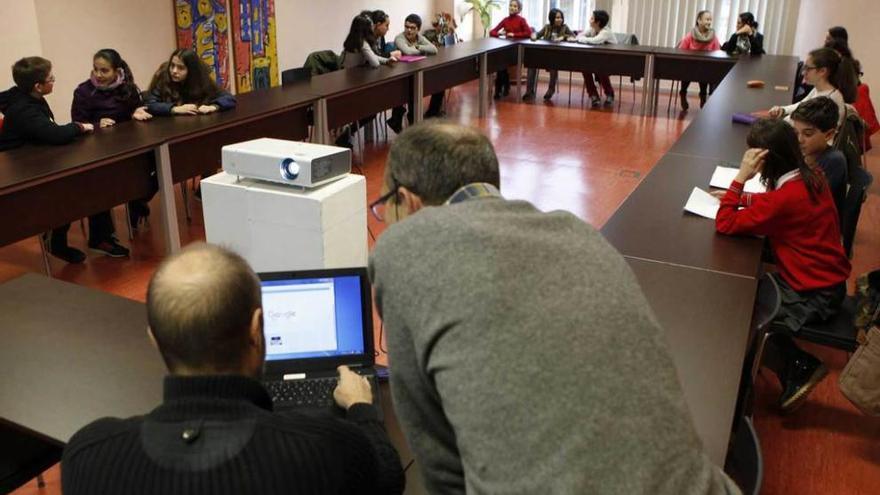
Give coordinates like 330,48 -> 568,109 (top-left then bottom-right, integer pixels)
793,0 -> 880,87
275,0 -> 434,71
0,0 -> 43,90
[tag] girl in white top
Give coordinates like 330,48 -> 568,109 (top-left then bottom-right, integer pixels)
771,47 -> 858,129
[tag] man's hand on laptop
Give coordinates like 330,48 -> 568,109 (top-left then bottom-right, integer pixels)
334,365 -> 373,410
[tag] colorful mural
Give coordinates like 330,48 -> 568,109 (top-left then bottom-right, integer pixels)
174,0 -> 230,90
230,0 -> 279,93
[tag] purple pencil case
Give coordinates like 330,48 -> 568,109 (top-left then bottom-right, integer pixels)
732,112 -> 759,125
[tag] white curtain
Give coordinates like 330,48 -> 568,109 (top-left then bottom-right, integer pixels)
622,0 -> 801,54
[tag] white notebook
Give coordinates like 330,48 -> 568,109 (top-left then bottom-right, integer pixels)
709,166 -> 766,194
684,187 -> 720,220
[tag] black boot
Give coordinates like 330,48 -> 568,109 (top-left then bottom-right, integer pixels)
699,93 -> 708,108
679,91 -> 689,110
779,350 -> 827,413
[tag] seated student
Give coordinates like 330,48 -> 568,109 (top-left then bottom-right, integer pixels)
489,0 -> 530,99
524,8 -> 575,101
369,10 -> 402,60
72,48 -> 155,239
145,49 -> 236,117
370,122 -> 740,494
677,10 -> 721,110
824,37 -> 880,148
62,243 -> 405,495
721,12 -> 765,55
715,119 -> 850,413
791,97 -> 848,220
0,56 -> 95,263
393,14 -> 445,119
770,48 -> 857,129
576,10 -> 616,108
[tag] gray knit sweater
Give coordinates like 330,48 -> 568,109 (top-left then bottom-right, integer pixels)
369,197 -> 740,495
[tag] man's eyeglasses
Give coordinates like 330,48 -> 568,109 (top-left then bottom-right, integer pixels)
369,178 -> 404,222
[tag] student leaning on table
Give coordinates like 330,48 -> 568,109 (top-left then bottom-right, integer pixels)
523,8 -> 576,101
0,56 -> 94,264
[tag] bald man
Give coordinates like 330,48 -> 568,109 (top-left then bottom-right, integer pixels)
61,244 -> 404,495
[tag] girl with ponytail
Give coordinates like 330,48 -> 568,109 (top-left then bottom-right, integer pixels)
770,47 -> 856,129
71,48 -> 151,127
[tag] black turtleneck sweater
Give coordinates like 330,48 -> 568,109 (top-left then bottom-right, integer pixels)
61,375 -> 405,494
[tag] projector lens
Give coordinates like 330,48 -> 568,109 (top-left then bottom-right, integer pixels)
280,158 -> 300,180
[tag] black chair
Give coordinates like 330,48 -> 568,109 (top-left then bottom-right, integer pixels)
841,166 -> 873,258
724,416 -> 763,495
281,67 -> 311,85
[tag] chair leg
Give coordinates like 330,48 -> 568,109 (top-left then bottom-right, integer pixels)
37,235 -> 52,278
568,72 -> 573,106
123,203 -> 134,240
668,80 -> 676,113
37,473 -> 46,488
751,331 -> 775,385
181,180 -> 192,223
618,76 -> 623,105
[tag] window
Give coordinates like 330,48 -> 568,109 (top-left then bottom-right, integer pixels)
492,0 -> 596,34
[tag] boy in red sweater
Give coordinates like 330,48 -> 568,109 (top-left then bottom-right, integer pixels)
490,0 -> 530,99
716,119 -> 850,413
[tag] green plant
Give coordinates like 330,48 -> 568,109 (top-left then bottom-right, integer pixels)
462,0 -> 502,38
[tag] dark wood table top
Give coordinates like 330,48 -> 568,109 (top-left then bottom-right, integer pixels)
626,257 -> 757,465
651,47 -> 737,61
601,152 -> 765,278
0,274 -> 165,443
522,38 -> 654,55
670,54 -> 800,162
0,84 -> 319,193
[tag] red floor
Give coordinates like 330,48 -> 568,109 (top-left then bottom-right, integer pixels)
5,80 -> 880,495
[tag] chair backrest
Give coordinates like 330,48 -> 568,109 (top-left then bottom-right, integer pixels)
753,273 -> 782,332
834,106 -> 867,180
612,32 -> 637,45
724,416 -> 763,495
281,67 -> 311,85
841,166 -> 874,258
302,50 -> 341,75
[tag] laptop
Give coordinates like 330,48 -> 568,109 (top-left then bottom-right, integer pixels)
258,267 -> 380,415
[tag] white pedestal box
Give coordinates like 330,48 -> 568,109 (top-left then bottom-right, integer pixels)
201,172 -> 367,273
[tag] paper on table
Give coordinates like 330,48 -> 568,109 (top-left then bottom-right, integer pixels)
398,55 -> 426,63
710,166 -> 766,193
684,187 -> 720,219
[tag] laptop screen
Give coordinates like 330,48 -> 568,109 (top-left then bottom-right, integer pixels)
260,275 -> 366,361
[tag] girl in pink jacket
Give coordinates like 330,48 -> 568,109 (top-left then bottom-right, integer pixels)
678,10 -> 721,110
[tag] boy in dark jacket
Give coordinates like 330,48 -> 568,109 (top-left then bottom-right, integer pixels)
0,57 -> 128,263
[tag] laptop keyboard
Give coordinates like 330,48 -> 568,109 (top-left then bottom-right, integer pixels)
266,378 -> 339,408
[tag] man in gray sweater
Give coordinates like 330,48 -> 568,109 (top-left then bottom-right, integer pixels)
368,121 -> 741,494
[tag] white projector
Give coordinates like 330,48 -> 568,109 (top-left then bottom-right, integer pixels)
221,138 -> 351,188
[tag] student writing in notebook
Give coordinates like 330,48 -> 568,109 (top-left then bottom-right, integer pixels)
62,244 -> 405,495
715,119 -> 850,413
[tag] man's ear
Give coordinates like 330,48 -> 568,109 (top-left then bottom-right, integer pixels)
249,308 -> 264,348
398,186 -> 425,214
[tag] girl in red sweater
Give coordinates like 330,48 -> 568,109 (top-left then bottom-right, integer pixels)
490,0 -> 531,99
677,10 -> 721,110
716,118 -> 851,413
